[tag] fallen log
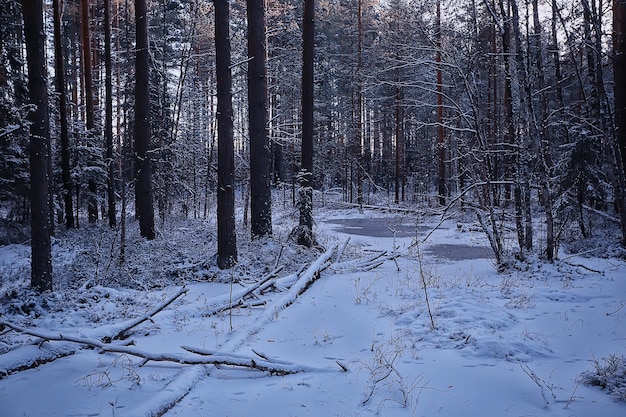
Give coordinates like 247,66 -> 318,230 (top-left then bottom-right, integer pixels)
219,244 -> 338,353
0,286 -> 188,378
1,321 -> 328,375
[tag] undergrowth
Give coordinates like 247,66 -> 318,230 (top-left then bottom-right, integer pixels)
580,354 -> 626,401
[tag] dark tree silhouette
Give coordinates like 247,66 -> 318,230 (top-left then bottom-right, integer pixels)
104,0 -> 116,227
134,0 -> 155,240
215,0 -> 237,268
80,0 -> 98,223
53,0 -> 74,229
294,0 -> 316,247
21,0 -> 52,291
615,0 -> 626,244
247,0 -> 272,238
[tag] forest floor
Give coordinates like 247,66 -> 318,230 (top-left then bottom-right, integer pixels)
1,202 -> 625,417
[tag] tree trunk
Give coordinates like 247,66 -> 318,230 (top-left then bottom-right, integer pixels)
356,0 -> 364,207
104,0 -> 116,228
80,0 -> 98,223
134,0 -> 155,240
295,0 -> 316,247
532,0 -> 555,260
21,0 -> 53,292
394,85 -> 403,205
615,0 -> 626,245
436,0 -> 446,206
247,0 -> 272,238
215,0 -> 237,268
53,0 -> 74,229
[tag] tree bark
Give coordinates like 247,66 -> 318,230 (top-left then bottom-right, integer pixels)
532,0 -> 555,260
80,0 -> 98,223
356,0 -> 364,207
615,0 -> 626,245
436,0 -> 446,206
247,0 -> 272,238
21,0 -> 52,292
134,0 -> 155,240
104,0 -> 116,228
53,0 -> 74,229
215,0 -> 237,268
296,0 -> 316,247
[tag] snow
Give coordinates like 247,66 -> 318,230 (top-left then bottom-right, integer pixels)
1,205 -> 625,417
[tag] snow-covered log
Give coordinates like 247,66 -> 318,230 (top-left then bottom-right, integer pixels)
1,321 -> 330,374
0,287 -> 188,377
220,244 -> 337,352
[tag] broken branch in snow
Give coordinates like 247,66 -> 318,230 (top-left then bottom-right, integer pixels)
335,237 -> 351,263
202,266 -> 283,317
0,287 -> 188,377
0,321 -> 329,375
114,286 -> 188,340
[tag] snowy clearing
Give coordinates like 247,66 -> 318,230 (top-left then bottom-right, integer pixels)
1,206 -> 625,417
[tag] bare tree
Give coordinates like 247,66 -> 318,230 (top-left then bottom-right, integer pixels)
80,0 -> 98,223
615,0 -> 626,245
247,0 -> 272,238
53,0 -> 74,229
21,0 -> 52,291
436,0 -> 446,206
215,0 -> 237,268
293,0 -> 316,247
104,0 -> 116,227
134,0 -> 155,240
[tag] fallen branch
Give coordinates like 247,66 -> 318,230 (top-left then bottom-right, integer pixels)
1,321 -> 326,375
561,261 -> 604,275
335,237 -> 351,263
0,287 -> 188,378
202,267 -> 284,317
220,244 -> 337,352
114,286 -> 188,340
125,365 -> 209,417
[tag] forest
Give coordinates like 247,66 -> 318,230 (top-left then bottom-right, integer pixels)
1,0 -> 626,285
1,1 -> 626,415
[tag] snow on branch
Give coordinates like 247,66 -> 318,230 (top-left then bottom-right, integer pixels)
0,321 -> 328,375
0,287 -> 188,378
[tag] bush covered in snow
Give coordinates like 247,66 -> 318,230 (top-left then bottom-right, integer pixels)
580,354 -> 626,401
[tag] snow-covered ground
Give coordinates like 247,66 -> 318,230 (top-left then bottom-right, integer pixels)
1,205 -> 625,417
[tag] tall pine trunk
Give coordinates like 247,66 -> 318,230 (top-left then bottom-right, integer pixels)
295,0 -> 316,247
104,0 -> 116,228
247,0 -> 272,238
436,0 -> 446,206
80,0 -> 98,223
356,0 -> 364,207
134,0 -> 155,239
215,0 -> 237,268
615,0 -> 626,245
53,0 -> 74,229
22,0 -> 52,292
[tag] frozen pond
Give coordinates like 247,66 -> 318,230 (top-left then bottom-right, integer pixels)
327,217 -> 493,260
423,243 -> 493,261
326,217 -> 428,238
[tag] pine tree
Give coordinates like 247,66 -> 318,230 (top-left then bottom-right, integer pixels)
134,0 -> 155,240
296,0 -> 316,247
247,0 -> 272,238
21,0 -> 52,291
215,0 -> 237,268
